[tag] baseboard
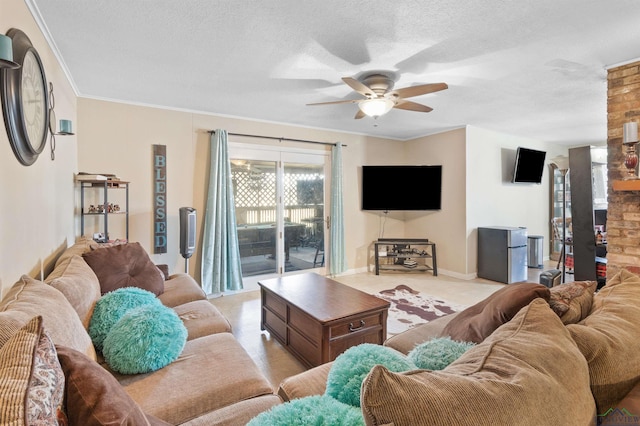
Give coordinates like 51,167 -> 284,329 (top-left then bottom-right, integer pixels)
437,268 -> 477,281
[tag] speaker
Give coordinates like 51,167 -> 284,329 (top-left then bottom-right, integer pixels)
179,207 -> 196,259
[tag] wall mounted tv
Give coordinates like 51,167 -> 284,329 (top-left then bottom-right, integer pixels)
362,165 -> 442,211
512,147 -> 546,184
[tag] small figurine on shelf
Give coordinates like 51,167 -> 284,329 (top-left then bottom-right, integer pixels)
113,204 -> 120,212
97,204 -> 105,213
88,205 -> 97,213
596,230 -> 604,244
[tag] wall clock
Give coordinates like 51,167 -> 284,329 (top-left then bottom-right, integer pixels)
1,28 -> 49,166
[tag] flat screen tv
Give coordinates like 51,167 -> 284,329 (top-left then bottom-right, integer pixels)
362,165 -> 442,211
513,147 -> 546,184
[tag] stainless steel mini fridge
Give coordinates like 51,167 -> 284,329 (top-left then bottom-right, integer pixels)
478,226 -> 528,284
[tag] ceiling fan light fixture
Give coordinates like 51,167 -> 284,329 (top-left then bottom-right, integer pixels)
358,98 -> 394,118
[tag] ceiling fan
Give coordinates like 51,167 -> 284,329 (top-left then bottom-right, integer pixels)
307,72 -> 448,119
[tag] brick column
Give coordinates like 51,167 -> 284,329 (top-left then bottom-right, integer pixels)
607,61 -> 640,276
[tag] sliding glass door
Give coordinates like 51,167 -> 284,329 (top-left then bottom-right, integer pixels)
229,144 -> 327,285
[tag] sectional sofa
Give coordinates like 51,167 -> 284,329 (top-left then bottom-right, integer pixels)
0,237 -> 280,425
279,273 -> 640,425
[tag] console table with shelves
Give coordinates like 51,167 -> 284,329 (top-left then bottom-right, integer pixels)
374,238 -> 437,276
79,180 -> 129,241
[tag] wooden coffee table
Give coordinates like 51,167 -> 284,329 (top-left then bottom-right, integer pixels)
259,273 -> 390,368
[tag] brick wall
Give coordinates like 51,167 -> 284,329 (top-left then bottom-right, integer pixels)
607,61 -> 640,276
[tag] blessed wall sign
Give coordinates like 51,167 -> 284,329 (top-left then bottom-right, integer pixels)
153,144 -> 167,254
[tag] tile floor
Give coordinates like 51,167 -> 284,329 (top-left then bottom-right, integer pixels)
210,261 -> 561,389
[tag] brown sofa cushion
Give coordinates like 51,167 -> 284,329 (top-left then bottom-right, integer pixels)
56,345 -> 168,426
173,300 -> 232,340
0,275 -> 96,361
567,269 -> 640,413
83,242 -> 165,296
45,254 -> 102,329
110,333 -> 274,425
54,236 -> 94,268
361,299 -> 596,426
157,273 -> 207,308
549,280 -> 597,324
441,282 -> 550,343
606,379 -> 640,424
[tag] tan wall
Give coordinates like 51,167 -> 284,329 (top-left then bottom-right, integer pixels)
0,0 -> 78,297
403,128 -> 468,277
606,61 -> 640,276
77,98 -> 402,284
1,1 -> 562,293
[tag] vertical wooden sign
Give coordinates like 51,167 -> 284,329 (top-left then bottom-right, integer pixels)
153,144 -> 167,253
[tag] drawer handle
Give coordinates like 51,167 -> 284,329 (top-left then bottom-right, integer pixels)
349,320 -> 365,332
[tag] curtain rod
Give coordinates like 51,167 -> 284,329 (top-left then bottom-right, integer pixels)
207,130 -> 346,147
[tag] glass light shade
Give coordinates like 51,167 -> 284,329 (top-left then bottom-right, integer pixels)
358,98 -> 395,117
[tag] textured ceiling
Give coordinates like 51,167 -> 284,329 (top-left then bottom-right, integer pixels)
28,0 -> 640,144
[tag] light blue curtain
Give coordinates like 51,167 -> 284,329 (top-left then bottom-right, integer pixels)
201,130 -> 243,294
329,143 -> 347,275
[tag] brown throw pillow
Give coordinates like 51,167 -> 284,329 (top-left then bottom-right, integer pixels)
548,280 -> 597,324
156,264 -> 170,280
83,242 -> 164,296
56,345 -> 158,426
441,282 -> 550,343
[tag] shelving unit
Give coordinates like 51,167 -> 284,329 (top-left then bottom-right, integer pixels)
79,180 -> 129,241
374,238 -> 437,276
550,166 -> 571,261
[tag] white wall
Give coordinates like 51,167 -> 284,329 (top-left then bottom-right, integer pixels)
0,0 -> 77,297
465,126 -> 567,274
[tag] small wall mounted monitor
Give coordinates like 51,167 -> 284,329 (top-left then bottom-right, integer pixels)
361,165 -> 442,211
513,147 -> 546,184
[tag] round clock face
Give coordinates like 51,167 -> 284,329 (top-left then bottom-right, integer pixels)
21,50 -> 48,152
0,29 -> 49,166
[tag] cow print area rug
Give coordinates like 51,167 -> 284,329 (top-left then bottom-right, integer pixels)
375,285 -> 467,335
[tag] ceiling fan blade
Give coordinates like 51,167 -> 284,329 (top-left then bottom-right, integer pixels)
354,109 -> 366,119
393,82 -> 448,99
342,77 -> 375,97
394,100 -> 433,113
306,99 -> 360,106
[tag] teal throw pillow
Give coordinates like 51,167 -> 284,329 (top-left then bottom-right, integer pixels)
325,343 -> 416,407
407,336 -> 475,370
89,287 -> 161,351
247,395 -> 364,426
102,304 -> 187,374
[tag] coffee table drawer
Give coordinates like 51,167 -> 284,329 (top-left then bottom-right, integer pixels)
289,306 -> 322,344
329,328 -> 384,361
264,291 -> 287,319
330,312 -> 384,339
289,328 -> 321,367
264,309 -> 287,343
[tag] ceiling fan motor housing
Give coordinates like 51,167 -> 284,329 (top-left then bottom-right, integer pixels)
359,73 -> 395,96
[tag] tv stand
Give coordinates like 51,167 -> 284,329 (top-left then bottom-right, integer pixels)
374,238 -> 437,276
